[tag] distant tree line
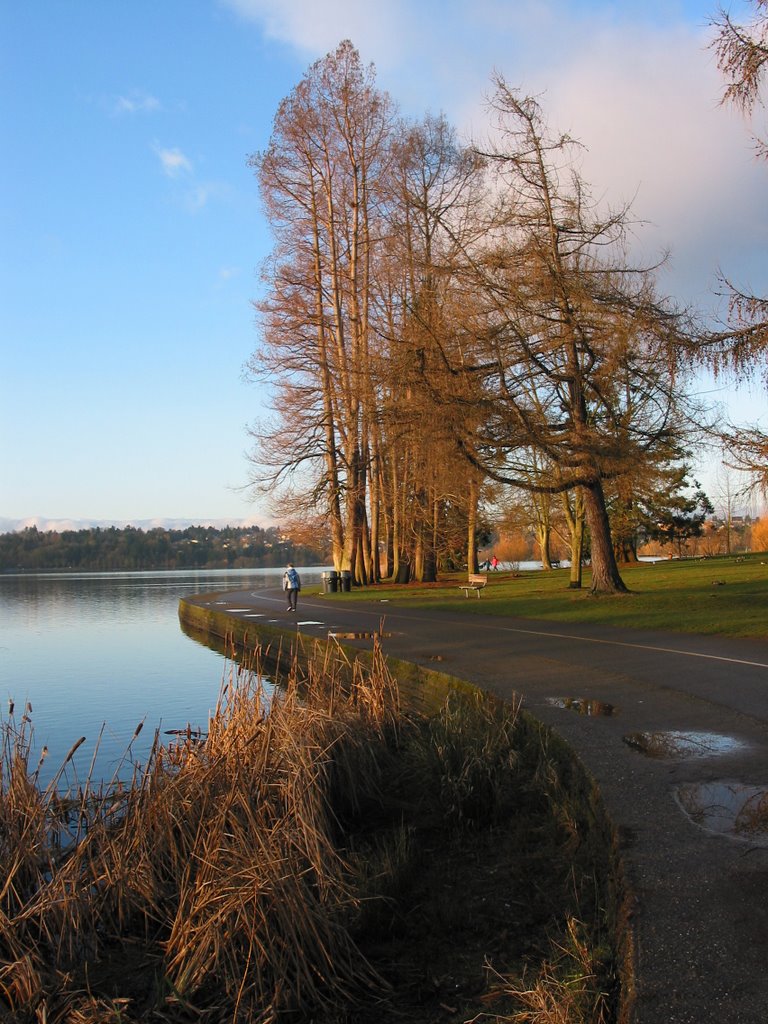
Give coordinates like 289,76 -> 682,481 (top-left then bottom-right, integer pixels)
0,525 -> 331,573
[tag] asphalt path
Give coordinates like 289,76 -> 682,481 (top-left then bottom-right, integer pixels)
190,586 -> 768,1024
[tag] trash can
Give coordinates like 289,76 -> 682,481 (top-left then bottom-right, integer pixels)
322,571 -> 338,594
340,569 -> 352,592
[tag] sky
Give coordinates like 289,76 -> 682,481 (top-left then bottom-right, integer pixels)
1,0 -> 766,529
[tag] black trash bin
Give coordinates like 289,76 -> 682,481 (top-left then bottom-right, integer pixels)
339,570 -> 352,592
322,571 -> 339,594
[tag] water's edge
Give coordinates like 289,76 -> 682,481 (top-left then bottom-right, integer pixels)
178,594 -> 636,1023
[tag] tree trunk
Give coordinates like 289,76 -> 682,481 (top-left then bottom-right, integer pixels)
583,482 -> 628,593
615,540 -> 639,564
561,488 -> 585,588
421,492 -> 439,583
536,523 -> 553,569
384,525 -> 395,579
466,476 -> 479,572
414,526 -> 424,582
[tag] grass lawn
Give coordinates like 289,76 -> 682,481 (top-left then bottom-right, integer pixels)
319,553 -> 768,640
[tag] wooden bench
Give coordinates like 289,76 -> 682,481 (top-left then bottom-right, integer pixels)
459,573 -> 487,598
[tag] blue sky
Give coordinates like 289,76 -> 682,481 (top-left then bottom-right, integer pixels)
1,0 -> 765,528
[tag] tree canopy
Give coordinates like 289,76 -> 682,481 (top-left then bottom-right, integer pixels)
246,42 -> 715,593
706,0 -> 768,491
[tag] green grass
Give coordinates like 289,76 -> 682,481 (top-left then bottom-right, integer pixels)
317,553 -> 768,639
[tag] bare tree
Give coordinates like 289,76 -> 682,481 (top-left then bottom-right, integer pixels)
246,55 -> 696,592
712,463 -> 746,554
374,114 -> 487,580
246,41 -> 395,580
711,0 -> 768,154
707,1 -> 768,491
437,82 -> 693,593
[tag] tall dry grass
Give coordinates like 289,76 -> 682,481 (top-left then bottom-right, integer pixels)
0,640 -> 619,1024
0,641 -> 400,1023
475,917 -> 611,1024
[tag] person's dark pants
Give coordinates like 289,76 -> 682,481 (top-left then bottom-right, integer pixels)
286,588 -> 298,611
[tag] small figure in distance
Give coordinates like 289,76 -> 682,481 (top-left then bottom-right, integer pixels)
283,563 -> 301,611
491,555 -> 499,571
479,558 -> 490,570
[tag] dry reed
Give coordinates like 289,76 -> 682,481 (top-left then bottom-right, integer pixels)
0,639 -> 617,1024
0,640 -> 400,1023
473,917 -> 611,1024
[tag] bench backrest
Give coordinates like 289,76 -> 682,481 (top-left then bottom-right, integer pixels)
468,573 -> 487,585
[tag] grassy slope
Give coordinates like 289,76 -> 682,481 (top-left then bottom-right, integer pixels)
321,553 -> 768,640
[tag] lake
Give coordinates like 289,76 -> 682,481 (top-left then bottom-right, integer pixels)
0,567 -> 328,788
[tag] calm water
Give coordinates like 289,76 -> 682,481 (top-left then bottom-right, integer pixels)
0,568 -> 328,787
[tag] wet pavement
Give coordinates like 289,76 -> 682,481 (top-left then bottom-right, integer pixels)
183,586 -> 768,1024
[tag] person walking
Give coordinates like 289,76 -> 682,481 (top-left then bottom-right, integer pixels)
283,563 -> 301,611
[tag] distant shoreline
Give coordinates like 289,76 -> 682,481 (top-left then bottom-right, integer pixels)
0,523 -> 329,574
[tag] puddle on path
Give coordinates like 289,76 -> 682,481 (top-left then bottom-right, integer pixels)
623,731 -> 746,759
675,781 -> 768,845
547,697 -> 618,717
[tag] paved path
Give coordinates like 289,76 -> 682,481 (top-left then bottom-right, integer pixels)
187,587 -> 768,1024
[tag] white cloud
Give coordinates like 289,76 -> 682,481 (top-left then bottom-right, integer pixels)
154,145 -> 193,177
149,144 -> 231,212
112,90 -> 161,115
520,22 -> 768,308
183,181 -> 232,211
222,0 -> 766,309
186,182 -> 214,209
221,0 -> 406,64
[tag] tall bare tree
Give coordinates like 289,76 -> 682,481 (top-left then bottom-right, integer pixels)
436,81 -> 693,593
246,42 -> 395,579
707,1 -> 768,492
246,54 -> 695,592
374,114 -> 486,580
711,0 -> 768,155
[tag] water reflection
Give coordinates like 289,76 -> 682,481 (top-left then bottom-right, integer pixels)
0,568 -> 327,786
622,731 -> 746,759
675,781 -> 768,845
547,697 -> 617,716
